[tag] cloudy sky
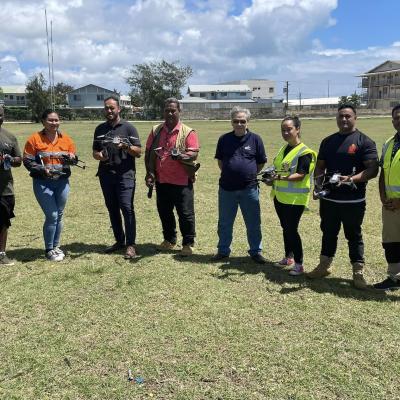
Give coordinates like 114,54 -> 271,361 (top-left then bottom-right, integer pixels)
1,0 -> 399,99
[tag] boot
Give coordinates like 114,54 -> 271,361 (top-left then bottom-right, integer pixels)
306,255 -> 333,279
352,262 -> 368,290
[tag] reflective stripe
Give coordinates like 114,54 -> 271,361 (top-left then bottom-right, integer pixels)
289,145 -> 307,171
385,185 -> 400,192
38,151 -> 69,158
275,186 -> 309,193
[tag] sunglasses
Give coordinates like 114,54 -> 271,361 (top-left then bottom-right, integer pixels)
232,119 -> 247,124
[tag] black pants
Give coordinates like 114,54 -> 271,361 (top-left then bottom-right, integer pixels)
99,173 -> 136,245
274,197 -> 305,264
0,196 -> 15,229
320,200 -> 365,263
156,182 -> 195,246
383,243 -> 400,263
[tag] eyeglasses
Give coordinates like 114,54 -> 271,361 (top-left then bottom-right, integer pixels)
232,119 -> 247,124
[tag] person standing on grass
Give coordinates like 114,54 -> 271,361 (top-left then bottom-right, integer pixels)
0,106 -> 22,266
145,98 -> 200,257
92,96 -> 142,259
307,104 -> 379,289
373,104 -> 400,291
265,116 -> 316,276
211,106 -> 267,264
23,110 -> 76,262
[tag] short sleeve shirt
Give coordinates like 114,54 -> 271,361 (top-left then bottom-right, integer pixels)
145,122 -> 199,186
93,119 -> 141,178
317,129 -> 378,202
215,130 -> 267,191
0,127 -> 22,196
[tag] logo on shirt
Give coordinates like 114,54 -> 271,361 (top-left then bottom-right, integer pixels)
347,144 -> 357,154
244,145 -> 251,151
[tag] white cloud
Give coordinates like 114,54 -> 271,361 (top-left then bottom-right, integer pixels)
0,0 -> 399,98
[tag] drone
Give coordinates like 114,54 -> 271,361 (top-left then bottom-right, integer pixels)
153,146 -> 199,161
0,152 -> 13,170
257,165 -> 289,183
38,153 -> 86,179
313,168 -> 357,199
95,133 -> 138,149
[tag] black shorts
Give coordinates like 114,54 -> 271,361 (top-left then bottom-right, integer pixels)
0,195 -> 16,229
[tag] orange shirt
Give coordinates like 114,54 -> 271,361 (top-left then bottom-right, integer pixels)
24,130 -> 76,169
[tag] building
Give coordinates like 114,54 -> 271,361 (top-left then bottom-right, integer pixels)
284,97 -> 339,110
187,85 -> 252,101
0,86 -> 27,106
67,84 -> 119,108
359,60 -> 400,109
222,79 -> 275,99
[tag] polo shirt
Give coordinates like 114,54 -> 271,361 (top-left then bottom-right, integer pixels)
145,122 -> 199,186
93,119 -> 141,178
0,127 -> 21,196
317,129 -> 378,202
23,130 -> 76,179
215,130 -> 267,191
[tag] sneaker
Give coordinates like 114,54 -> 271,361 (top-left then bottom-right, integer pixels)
180,245 -> 193,257
274,257 -> 295,268
251,254 -> 267,264
54,247 -> 65,260
289,263 -> 304,276
46,249 -> 64,262
156,240 -> 176,251
373,277 -> 400,291
0,252 -> 15,266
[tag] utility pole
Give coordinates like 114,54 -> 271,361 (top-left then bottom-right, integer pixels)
327,80 -> 330,98
284,80 -> 289,115
299,91 -> 302,110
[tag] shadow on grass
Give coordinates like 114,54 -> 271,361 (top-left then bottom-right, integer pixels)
210,258 -> 400,302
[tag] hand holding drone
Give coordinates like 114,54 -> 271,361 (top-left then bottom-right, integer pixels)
257,165 -> 289,185
313,168 -> 357,199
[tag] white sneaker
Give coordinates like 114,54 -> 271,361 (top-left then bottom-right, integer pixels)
54,247 -> 65,260
46,249 -> 64,262
289,263 -> 304,276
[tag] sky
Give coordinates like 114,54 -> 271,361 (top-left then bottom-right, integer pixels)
0,0 -> 399,99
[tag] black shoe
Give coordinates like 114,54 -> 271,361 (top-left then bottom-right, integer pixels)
251,254 -> 267,264
373,277 -> 400,291
104,242 -> 125,254
210,253 -> 229,262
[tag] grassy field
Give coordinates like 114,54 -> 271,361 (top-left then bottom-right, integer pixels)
1,117 -> 399,400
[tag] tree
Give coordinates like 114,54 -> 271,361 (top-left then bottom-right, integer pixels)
26,73 -> 51,122
126,60 -> 192,118
53,82 -> 74,107
338,93 -> 362,109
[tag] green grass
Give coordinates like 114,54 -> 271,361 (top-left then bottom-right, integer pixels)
1,117 -> 399,399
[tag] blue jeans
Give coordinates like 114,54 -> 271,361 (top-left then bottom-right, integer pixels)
33,178 -> 70,251
217,186 -> 262,256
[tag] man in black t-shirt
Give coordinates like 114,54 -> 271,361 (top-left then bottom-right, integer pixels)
307,105 -> 379,289
92,96 -> 141,259
0,106 -> 22,266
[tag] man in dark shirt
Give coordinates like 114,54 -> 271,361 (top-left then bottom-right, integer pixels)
0,106 -> 22,265
307,104 -> 379,289
212,106 -> 267,264
92,96 -> 141,258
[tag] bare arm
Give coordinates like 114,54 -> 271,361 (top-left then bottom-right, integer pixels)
339,159 -> 379,184
379,168 -> 386,204
92,149 -> 108,161
217,160 -> 223,171
256,163 -> 265,173
11,156 -> 22,167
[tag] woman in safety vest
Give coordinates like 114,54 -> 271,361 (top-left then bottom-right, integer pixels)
267,116 -> 316,275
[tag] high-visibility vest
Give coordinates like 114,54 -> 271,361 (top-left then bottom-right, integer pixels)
271,143 -> 316,206
381,136 -> 400,199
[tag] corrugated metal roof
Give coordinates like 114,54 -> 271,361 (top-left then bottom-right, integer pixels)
188,84 -> 251,93
0,85 -> 26,94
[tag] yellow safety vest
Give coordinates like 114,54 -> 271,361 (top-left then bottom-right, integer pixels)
271,143 -> 316,206
381,136 -> 400,199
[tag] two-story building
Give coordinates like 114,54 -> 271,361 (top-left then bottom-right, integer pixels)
67,84 -> 119,108
0,86 -> 27,106
187,85 -> 252,100
359,60 -> 400,109
222,79 -> 275,99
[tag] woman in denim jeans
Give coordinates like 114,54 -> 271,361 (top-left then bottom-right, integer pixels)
23,110 -> 77,261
